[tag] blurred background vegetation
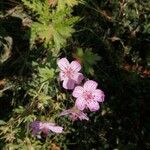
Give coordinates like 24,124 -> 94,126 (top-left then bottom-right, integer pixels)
0,0 -> 150,149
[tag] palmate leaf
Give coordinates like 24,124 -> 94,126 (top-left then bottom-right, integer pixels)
51,9 -> 79,50
31,22 -> 52,43
30,11 -> 79,52
75,48 -> 101,75
76,48 -> 101,65
22,0 -> 49,15
22,0 -> 80,54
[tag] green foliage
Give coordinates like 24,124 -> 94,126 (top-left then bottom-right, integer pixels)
0,120 -> 6,125
0,0 -> 80,149
22,0 -> 80,54
0,0 -> 150,149
38,67 -> 55,81
75,48 -> 101,75
49,9 -> 79,52
57,0 -> 83,10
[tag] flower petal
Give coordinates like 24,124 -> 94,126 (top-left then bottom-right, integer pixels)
30,121 -> 40,129
72,86 -> 84,98
59,71 -> 66,81
57,58 -> 70,70
70,61 -> 81,72
45,122 -> 55,126
93,89 -> 105,102
73,73 -> 84,84
63,79 -> 75,90
60,109 -> 70,116
87,101 -> 100,112
48,126 -> 63,133
83,80 -> 98,91
78,112 -> 89,121
32,129 -> 39,135
30,121 -> 41,135
75,97 -> 86,111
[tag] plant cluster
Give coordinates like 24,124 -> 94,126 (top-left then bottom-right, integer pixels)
0,0 -> 150,149
0,0 -> 90,149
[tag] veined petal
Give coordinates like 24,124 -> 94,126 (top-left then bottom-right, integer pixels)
63,79 -> 75,90
57,58 -> 70,70
87,101 -> 100,112
93,89 -> 105,102
70,61 -> 81,72
59,71 -> 66,81
45,123 -> 55,126
48,126 -> 63,133
73,73 -> 84,84
72,86 -> 84,98
84,80 -> 98,91
75,97 -> 86,111
79,112 -> 89,121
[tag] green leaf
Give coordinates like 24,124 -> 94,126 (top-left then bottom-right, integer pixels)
14,106 -> 25,114
76,48 -> 101,75
38,67 -> 55,81
0,120 -> 6,125
83,49 -> 101,65
57,0 -> 83,10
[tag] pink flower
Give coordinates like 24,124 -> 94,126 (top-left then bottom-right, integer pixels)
57,57 -> 84,90
30,121 -> 63,136
60,107 -> 89,121
72,80 -> 105,112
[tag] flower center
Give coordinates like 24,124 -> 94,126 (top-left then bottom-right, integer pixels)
65,67 -> 74,78
83,91 -> 93,101
71,111 -> 80,121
